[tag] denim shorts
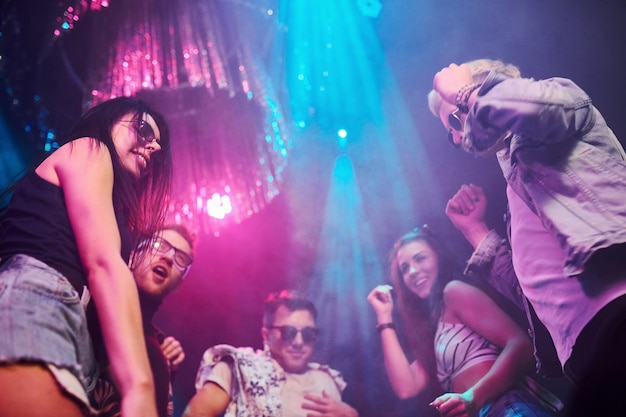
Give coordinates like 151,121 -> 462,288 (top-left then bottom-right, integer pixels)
0,254 -> 97,409
479,388 -> 554,417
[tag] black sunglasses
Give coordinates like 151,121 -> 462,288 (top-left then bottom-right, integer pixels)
268,325 -> 320,343
447,108 -> 463,148
137,237 -> 193,272
135,118 -> 158,145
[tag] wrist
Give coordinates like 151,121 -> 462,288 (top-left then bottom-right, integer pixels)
462,223 -> 490,249
463,387 -> 483,413
455,82 -> 482,113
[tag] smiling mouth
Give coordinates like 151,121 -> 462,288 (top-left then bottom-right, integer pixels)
137,153 -> 148,168
413,277 -> 428,288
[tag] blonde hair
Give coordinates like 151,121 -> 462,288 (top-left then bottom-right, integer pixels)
428,59 -> 522,117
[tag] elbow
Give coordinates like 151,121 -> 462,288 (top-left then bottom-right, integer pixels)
509,337 -> 535,372
395,390 -> 417,400
393,383 -> 422,400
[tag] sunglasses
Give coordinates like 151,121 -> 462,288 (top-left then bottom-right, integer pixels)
134,118 -> 159,145
137,237 -> 193,272
268,325 -> 320,343
447,108 -> 463,148
121,117 -> 160,146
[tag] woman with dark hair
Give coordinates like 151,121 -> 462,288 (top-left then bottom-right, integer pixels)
0,97 -> 172,417
368,227 -> 556,417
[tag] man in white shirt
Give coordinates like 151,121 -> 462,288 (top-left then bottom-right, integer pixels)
183,290 -> 358,417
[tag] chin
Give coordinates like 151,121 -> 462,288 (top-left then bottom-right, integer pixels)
284,364 -> 308,374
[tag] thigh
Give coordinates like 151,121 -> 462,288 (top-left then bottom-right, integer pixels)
0,364 -> 86,417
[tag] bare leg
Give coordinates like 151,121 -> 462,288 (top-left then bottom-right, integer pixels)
0,364 -> 85,417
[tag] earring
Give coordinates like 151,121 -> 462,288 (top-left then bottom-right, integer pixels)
263,342 -> 271,357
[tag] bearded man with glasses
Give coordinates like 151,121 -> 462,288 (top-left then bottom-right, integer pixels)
93,224 -> 195,417
184,290 -> 358,417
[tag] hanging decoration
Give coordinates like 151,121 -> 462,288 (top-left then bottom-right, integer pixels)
84,0 -> 290,236
1,0 -> 290,236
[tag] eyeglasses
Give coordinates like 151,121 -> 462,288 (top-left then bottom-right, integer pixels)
136,237 -> 193,272
268,325 -> 320,344
447,108 -> 463,148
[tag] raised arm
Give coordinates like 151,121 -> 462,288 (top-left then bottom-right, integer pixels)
446,184 -> 524,311
434,63 -> 594,151
47,138 -> 156,417
367,285 -> 429,399
432,281 -> 533,415
445,183 -> 489,249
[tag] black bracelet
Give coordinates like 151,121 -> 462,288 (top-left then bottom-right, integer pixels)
455,82 -> 482,114
376,322 -> 396,332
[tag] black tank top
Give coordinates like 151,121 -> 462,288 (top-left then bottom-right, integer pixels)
0,171 -> 133,290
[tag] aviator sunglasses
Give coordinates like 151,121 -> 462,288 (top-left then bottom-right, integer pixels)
447,108 -> 464,148
268,325 -> 320,344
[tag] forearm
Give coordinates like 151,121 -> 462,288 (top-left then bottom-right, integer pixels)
183,383 -> 230,417
460,222 -> 490,250
467,338 -> 533,409
88,263 -> 154,396
469,76 -> 593,147
379,329 -> 427,399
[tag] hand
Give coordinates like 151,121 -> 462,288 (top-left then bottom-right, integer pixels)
445,184 -> 489,249
161,336 -> 185,372
366,285 -> 394,322
433,63 -> 474,106
302,391 -> 358,417
445,183 -> 487,230
430,391 -> 477,417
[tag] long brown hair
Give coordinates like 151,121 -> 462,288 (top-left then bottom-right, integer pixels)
388,226 -> 455,384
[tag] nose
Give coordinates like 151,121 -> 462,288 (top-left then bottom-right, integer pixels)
159,249 -> 174,265
146,140 -> 162,153
292,331 -> 304,347
448,130 -> 462,148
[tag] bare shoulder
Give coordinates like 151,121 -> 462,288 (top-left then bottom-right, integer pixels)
57,137 -> 110,162
38,138 -> 112,185
443,280 -> 479,299
442,280 -> 490,313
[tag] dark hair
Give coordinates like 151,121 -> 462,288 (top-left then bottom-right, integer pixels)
163,223 -> 197,257
263,290 -> 318,327
67,97 -> 173,243
388,226 -> 455,384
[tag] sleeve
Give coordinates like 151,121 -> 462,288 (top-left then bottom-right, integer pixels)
194,345 -> 236,393
466,74 -> 595,154
201,361 -> 234,396
464,229 -> 525,311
